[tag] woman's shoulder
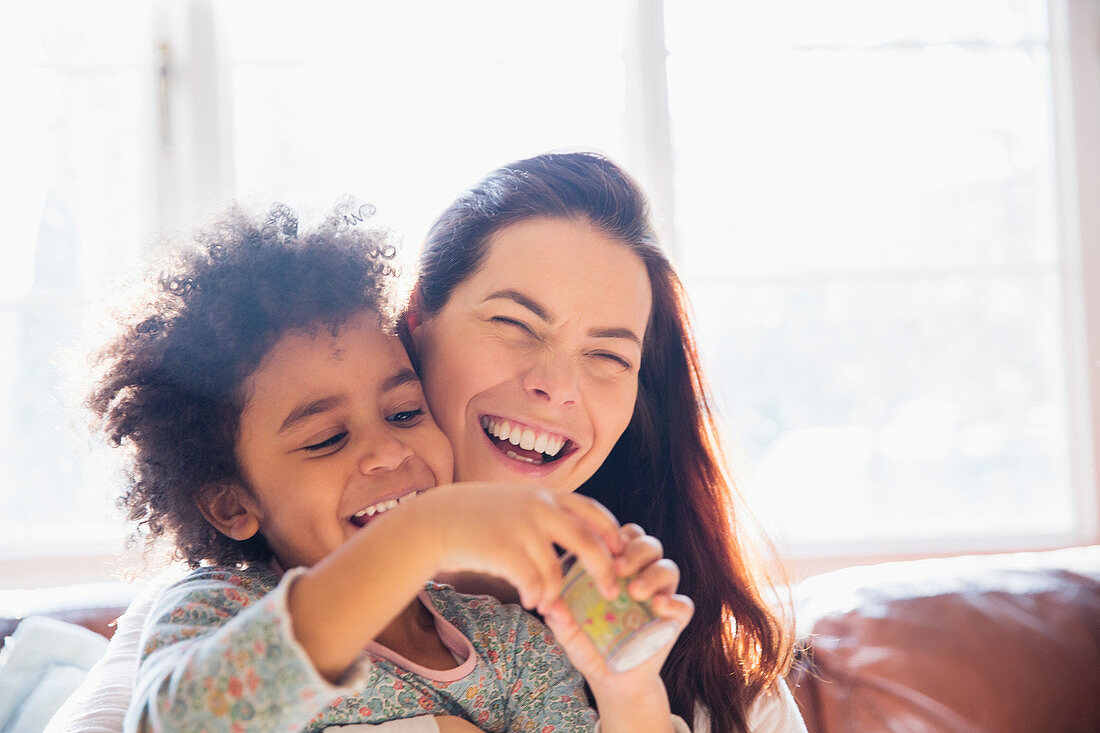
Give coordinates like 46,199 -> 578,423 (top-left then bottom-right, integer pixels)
692,680 -> 807,733
744,680 -> 807,732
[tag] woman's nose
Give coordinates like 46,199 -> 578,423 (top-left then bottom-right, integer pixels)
521,351 -> 581,406
357,433 -> 414,474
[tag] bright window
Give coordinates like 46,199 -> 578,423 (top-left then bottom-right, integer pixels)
664,1 -> 1085,552
2,0 -> 1096,585
0,1 -> 154,561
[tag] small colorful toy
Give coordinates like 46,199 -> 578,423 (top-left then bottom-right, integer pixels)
559,554 -> 679,672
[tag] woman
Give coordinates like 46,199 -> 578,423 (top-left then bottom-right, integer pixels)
403,152 -> 800,732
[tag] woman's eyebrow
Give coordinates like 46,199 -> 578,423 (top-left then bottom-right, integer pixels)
484,289 -> 641,345
483,289 -> 551,322
589,327 -> 642,346
278,395 -> 345,434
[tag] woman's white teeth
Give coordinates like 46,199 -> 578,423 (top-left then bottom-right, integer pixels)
481,417 -> 566,457
520,428 -> 535,450
505,450 -> 540,464
352,491 -> 418,520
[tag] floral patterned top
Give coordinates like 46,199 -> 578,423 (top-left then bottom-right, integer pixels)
124,564 -> 596,733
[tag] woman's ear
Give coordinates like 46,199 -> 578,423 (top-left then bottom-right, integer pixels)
405,289 -> 422,333
196,482 -> 262,541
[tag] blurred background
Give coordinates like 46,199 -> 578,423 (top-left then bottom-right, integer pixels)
2,0 -> 1098,587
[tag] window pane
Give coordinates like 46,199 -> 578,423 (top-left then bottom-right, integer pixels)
224,0 -> 629,245
692,273 -> 1072,543
667,1 -> 1074,547
0,1 -> 153,556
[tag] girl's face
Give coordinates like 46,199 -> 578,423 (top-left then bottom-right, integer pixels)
412,217 -> 652,492
231,311 -> 453,569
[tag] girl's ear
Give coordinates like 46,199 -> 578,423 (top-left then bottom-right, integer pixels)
196,482 -> 262,541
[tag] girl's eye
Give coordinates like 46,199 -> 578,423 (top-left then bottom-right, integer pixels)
302,432 -> 348,452
387,408 -> 425,426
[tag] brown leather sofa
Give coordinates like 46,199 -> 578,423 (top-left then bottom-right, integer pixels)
0,582 -> 136,649
4,547 -> 1099,732
788,546 -> 1100,733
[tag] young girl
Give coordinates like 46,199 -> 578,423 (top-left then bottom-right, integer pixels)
86,204 -> 690,732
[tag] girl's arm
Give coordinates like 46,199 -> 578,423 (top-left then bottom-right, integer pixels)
288,482 -> 624,683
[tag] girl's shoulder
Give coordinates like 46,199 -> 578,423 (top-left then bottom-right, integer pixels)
152,563 -> 281,620
424,581 -> 531,626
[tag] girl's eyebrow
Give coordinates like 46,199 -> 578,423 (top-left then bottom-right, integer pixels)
380,368 -> 420,393
484,289 -> 641,346
276,370 -> 419,434
278,395 -> 344,434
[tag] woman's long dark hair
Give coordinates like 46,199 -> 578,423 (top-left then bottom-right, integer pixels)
408,152 -> 794,731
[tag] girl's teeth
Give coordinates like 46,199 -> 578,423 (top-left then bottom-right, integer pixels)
352,491 -> 419,520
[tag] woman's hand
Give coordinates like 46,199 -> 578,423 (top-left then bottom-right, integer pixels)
412,482 -> 624,613
540,524 -> 693,733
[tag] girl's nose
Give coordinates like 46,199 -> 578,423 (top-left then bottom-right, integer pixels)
357,434 -> 414,475
521,351 -> 581,407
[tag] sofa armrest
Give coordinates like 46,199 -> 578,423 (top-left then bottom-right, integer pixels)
0,583 -> 139,647
789,546 -> 1100,733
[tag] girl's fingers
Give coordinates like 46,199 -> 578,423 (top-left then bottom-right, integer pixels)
615,532 -> 663,578
546,498 -> 621,599
650,592 -> 695,630
558,493 -> 623,554
618,522 -> 646,542
527,529 -> 568,611
550,515 -> 620,600
626,558 -> 680,601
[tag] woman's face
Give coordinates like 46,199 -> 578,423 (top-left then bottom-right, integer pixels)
413,217 -> 652,492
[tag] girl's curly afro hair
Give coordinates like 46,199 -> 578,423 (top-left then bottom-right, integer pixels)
87,201 -> 397,568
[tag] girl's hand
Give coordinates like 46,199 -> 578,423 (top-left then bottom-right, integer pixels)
412,482 -> 624,613
539,519 -> 690,695
435,716 -> 483,732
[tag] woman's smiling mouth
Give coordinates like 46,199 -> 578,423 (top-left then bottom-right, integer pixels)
479,415 -> 576,465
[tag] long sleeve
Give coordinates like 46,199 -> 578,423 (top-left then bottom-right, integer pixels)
496,605 -> 597,732
125,566 -> 356,733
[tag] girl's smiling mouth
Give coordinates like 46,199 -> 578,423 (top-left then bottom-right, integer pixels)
348,489 -> 424,528
479,415 -> 577,465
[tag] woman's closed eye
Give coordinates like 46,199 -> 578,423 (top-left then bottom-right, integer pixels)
589,351 -> 634,371
490,315 -> 536,336
301,431 -> 348,453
